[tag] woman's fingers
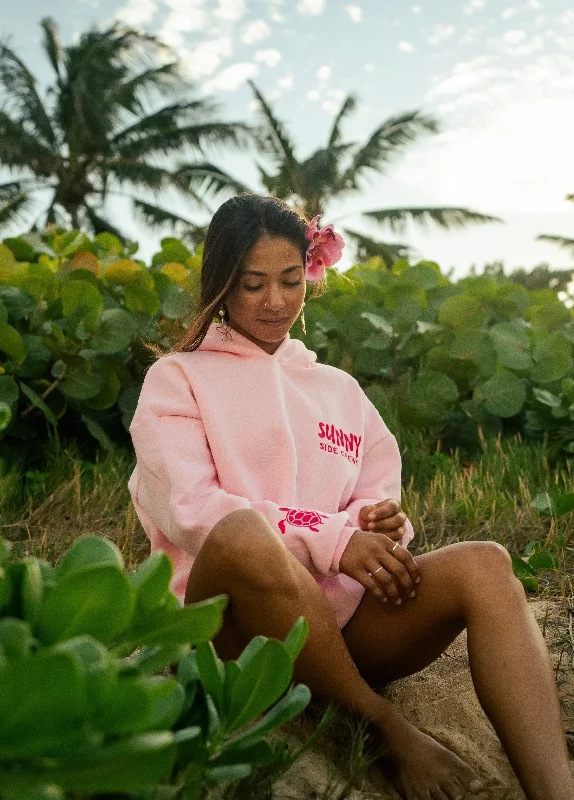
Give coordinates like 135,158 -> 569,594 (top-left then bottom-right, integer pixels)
367,511 -> 406,531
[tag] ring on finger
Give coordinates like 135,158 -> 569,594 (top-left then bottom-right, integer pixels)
367,565 -> 384,577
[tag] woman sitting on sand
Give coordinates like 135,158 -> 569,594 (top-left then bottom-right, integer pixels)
128,194 -> 573,800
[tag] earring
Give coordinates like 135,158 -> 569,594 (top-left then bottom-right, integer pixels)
216,304 -> 233,343
300,300 -> 306,336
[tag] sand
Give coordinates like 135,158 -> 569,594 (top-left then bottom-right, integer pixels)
273,599 -> 574,799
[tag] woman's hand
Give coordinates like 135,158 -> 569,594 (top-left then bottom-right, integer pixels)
339,529 -> 421,605
358,498 -> 406,542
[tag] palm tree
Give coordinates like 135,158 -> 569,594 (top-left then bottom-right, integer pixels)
537,194 -> 574,257
249,81 -> 502,264
0,18 -> 251,240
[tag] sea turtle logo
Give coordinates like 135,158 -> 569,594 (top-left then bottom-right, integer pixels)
278,507 -> 329,534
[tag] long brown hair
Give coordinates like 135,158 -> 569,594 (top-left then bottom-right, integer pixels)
146,194 -> 328,358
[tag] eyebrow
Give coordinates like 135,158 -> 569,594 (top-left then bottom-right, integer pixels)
242,265 -> 304,276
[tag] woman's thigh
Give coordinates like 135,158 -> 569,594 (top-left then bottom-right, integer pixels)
342,540 -> 507,686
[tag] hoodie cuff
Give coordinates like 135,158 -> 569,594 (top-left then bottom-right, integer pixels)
330,524 -> 359,574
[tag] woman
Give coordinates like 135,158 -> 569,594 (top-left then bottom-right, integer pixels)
128,194 -> 573,800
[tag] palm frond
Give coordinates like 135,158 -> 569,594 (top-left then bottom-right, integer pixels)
105,160 -> 170,191
40,17 -> 62,78
0,111 -> 57,175
173,162 -> 252,199
0,42 -> 56,146
362,206 -> 503,236
344,228 -> 414,266
248,80 -> 298,172
112,62 -> 187,116
328,94 -> 357,148
341,110 -> 439,190
83,204 -> 128,241
130,197 -> 195,231
536,234 -> 574,253
114,119 -> 252,159
0,181 -> 35,230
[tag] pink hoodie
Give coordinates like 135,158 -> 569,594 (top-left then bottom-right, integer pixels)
128,322 -> 415,628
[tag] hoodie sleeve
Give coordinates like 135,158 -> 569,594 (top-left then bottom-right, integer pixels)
342,393 -> 415,549
129,358 -> 358,578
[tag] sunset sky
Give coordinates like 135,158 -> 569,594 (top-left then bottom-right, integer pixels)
4,0 -> 574,276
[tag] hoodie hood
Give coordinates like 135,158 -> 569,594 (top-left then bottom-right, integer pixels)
197,322 -> 317,368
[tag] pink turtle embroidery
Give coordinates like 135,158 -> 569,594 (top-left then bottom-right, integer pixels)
278,507 -> 329,534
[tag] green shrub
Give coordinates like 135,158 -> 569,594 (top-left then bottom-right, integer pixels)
0,534 -> 311,799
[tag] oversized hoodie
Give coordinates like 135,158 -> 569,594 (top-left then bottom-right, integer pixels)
127,322 -> 415,628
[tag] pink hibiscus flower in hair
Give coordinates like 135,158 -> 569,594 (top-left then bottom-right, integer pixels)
305,215 -> 345,283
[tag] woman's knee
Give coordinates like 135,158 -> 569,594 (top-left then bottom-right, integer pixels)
203,509 -> 293,589
452,540 -> 521,597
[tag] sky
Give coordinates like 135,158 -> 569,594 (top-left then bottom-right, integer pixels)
2,0 -> 574,278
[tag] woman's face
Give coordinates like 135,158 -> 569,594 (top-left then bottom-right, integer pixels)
223,234 -> 307,355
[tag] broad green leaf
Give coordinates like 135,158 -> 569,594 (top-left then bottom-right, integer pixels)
0,565 -> 13,612
489,321 -> 531,371
0,323 -> 26,364
473,372 -> 526,417
104,259 -> 144,285
58,361 -> 105,400
58,535 -> 124,577
91,674 -> 153,735
0,374 -> 19,405
60,280 -> 103,332
0,618 -> 34,660
144,675 -> 186,729
132,594 -> 227,647
529,332 -> 572,385
0,774 -> 64,800
83,368 -> 121,411
0,650 -> 86,758
449,330 -> 497,375
124,284 -> 161,315
53,636 -> 110,676
511,554 -> 537,578
225,683 -> 311,748
205,764 -> 252,783
236,635 -> 267,669
227,640 -> 292,731
160,283 -> 192,319
283,616 -> 308,662
21,558 -> 44,625
129,551 -> 173,615
36,565 -> 134,645
360,312 -> 393,337
223,660 -> 241,708
0,401 -> 12,432
532,388 -> 561,408
403,371 -> 459,424
90,308 -> 137,354
50,732 -> 177,793
125,644 -> 188,675
527,551 -> 558,570
118,384 -> 141,430
196,641 -> 225,710
438,295 -> 486,328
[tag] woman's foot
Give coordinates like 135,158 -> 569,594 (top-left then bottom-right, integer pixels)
382,722 -> 485,800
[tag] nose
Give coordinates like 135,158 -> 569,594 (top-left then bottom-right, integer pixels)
264,283 -> 288,310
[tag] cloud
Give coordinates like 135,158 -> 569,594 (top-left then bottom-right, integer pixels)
241,19 -> 271,44
296,0 -> 325,15
214,0 -> 246,21
398,40 -> 416,52
254,48 -> 281,67
503,28 -> 526,44
528,0 -> 541,7
501,8 -> 517,19
115,0 -> 157,27
158,0 -> 208,46
412,5 -> 421,13
307,89 -> 320,101
428,24 -> 456,45
202,62 -> 258,93
463,0 -> 485,15
179,37 -> 233,79
316,64 -> 331,80
345,5 -> 363,22
277,72 -> 294,88
364,62 -> 374,71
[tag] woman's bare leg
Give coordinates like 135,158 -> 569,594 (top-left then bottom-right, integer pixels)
342,540 -> 574,800
185,510 -> 484,800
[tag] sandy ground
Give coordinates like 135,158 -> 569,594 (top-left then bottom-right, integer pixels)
273,599 -> 574,799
